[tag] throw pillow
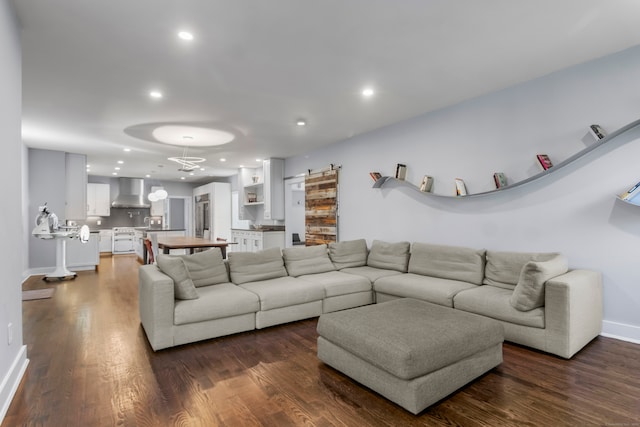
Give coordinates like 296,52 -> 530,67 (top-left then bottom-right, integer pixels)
367,240 -> 411,272
282,244 -> 335,277
510,254 -> 569,311
156,255 -> 199,300
178,248 -> 229,287
328,239 -> 368,269
228,247 -> 287,285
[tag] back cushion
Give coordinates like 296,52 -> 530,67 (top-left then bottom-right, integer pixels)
484,250 -> 562,289
283,244 -> 336,277
177,248 -> 229,287
328,239 -> 368,269
367,240 -> 411,272
228,247 -> 287,285
409,243 -> 486,285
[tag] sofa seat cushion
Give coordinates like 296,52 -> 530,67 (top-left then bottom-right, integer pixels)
283,244 -> 335,277
374,273 -> 477,307
174,283 -> 260,325
367,240 -> 411,272
328,239 -> 368,269
298,271 -> 371,297
340,266 -> 404,284
228,248 -> 287,285
409,242 -> 486,285
453,285 -> 545,329
240,276 -> 325,311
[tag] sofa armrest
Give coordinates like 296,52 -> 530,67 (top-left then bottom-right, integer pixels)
544,269 -> 603,358
139,264 -> 176,351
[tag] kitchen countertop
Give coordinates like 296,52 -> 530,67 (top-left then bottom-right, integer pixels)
232,227 -> 285,232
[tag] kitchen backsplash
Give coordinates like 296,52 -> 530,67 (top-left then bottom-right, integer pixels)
81,208 -> 162,229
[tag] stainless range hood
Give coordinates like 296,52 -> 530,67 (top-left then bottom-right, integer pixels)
111,177 -> 150,208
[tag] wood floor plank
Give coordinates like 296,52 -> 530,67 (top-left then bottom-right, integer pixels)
4,254 -> 640,426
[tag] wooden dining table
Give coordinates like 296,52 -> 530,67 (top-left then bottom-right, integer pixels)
157,236 -> 232,258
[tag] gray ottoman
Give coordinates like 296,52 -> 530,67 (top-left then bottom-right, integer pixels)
317,298 -> 504,414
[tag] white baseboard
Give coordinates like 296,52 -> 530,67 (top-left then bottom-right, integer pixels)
0,345 -> 29,424
601,320 -> 640,344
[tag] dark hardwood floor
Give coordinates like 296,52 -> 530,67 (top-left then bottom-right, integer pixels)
4,255 -> 640,426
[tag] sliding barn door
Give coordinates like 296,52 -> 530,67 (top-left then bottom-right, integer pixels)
305,169 -> 338,245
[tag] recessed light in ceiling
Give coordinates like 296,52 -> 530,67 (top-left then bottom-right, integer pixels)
117,160 -> 124,164
112,172 -> 118,176
189,172 -> 195,176
145,174 -> 150,178
362,87 -> 375,97
180,177 -> 186,180
220,158 -> 226,162
114,167 -> 120,170
296,119 -> 307,126
123,148 -> 131,152
256,158 -> 262,162
152,125 -> 235,147
86,164 -> 90,168
149,91 -> 163,99
178,31 -> 194,41
239,164 -> 244,168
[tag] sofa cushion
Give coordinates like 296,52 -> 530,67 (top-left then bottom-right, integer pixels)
374,273 -> 477,308
174,283 -> 259,325
239,276 -> 325,311
454,285 -> 545,328
176,248 -> 229,287
511,254 -> 569,311
328,239 -> 368,269
409,242 -> 486,285
367,240 -> 411,272
484,250 -> 562,290
340,266 -> 404,284
298,271 -> 371,297
228,248 -> 287,285
156,255 -> 199,300
282,244 -> 335,277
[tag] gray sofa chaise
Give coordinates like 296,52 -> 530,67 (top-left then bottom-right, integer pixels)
138,239 -> 602,358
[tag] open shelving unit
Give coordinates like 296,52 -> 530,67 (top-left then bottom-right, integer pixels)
373,117 -> 640,199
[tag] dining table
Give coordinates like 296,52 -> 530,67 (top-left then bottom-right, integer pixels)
157,236 -> 233,259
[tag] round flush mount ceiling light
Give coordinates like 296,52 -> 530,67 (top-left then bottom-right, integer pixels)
362,87 -> 375,97
178,31 -> 194,41
296,119 -> 307,126
149,91 -> 163,99
152,125 -> 235,147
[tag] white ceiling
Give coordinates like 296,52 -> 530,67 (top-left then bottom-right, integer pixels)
14,0 -> 640,183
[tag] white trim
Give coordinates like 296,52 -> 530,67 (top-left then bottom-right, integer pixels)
601,320 -> 640,344
0,345 -> 29,424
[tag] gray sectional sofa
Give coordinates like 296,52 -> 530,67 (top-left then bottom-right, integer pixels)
138,239 -> 602,358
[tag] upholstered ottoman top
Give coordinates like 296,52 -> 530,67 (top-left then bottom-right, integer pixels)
317,298 -> 503,380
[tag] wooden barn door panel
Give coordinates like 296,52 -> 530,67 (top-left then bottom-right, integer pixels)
305,169 -> 338,245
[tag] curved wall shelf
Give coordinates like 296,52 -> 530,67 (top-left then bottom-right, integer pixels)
373,117 -> 640,199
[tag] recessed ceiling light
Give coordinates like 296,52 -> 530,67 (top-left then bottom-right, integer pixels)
180,176 -> 186,180
199,167 -> 205,171
123,148 -> 131,152
362,87 -> 375,97
256,158 -> 262,162
86,164 -> 90,168
296,119 -> 307,126
112,172 -> 118,176
114,167 -> 120,170
117,160 -> 124,164
220,158 -> 226,162
178,31 -> 194,41
189,172 -> 195,176
145,174 -> 151,178
149,91 -> 163,99
239,164 -> 244,168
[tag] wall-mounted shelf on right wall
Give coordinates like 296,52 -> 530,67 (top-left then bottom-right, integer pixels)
372,117 -> 640,199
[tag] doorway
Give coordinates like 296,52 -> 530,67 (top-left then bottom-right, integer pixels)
166,196 -> 192,235
284,176 -> 305,247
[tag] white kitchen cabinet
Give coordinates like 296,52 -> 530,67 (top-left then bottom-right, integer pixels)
66,233 -> 99,270
231,230 -> 285,253
237,158 -> 284,221
87,183 -> 110,216
65,153 -> 88,220
98,229 -> 112,253
134,230 -> 144,261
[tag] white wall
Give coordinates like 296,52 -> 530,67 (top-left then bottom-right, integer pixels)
0,2 -> 28,422
286,45 -> 640,343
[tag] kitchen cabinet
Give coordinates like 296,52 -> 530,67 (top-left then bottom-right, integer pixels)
87,183 -> 110,216
98,229 -> 112,253
231,230 -> 285,253
65,153 -> 88,220
238,158 -> 284,221
134,230 -> 144,261
66,233 -> 99,270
